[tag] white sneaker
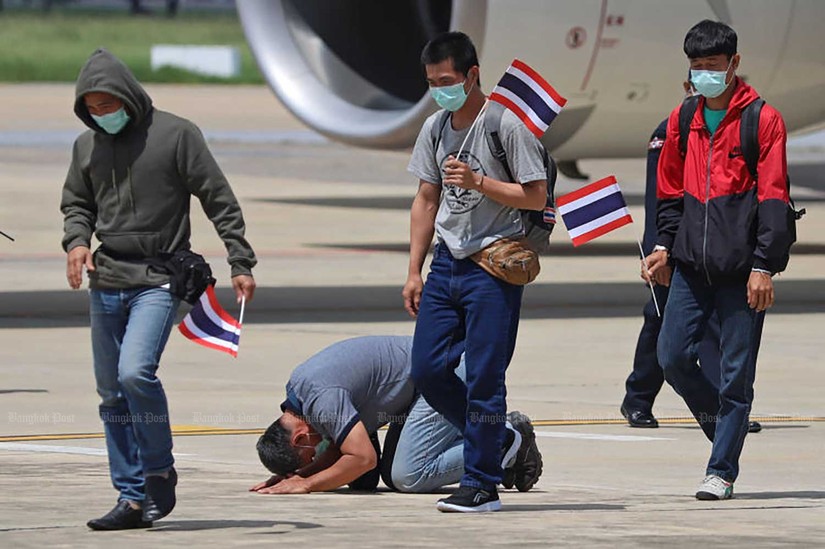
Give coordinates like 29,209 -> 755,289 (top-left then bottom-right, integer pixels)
696,475 -> 733,500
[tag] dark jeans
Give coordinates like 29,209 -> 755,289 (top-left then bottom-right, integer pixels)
658,267 -> 765,482
623,285 -> 721,413
411,245 -> 522,490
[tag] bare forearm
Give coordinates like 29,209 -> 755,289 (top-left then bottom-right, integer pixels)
409,196 -> 437,275
304,454 -> 375,492
294,447 -> 341,478
476,176 -> 546,210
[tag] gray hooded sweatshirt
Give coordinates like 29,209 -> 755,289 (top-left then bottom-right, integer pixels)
61,49 -> 256,289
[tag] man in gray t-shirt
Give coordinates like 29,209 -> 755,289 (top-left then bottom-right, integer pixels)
403,32 -> 546,513
251,336 -> 467,494
407,99 -> 546,260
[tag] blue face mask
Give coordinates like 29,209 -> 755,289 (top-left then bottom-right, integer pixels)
91,108 -> 131,135
690,65 -> 732,99
429,80 -> 473,112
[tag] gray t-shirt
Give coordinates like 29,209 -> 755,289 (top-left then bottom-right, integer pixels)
280,336 -> 415,446
407,107 -> 546,258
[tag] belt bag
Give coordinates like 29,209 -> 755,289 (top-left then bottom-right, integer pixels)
153,250 -> 216,304
469,237 -> 540,286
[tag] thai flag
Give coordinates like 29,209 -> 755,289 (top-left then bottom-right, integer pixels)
557,176 -> 633,247
178,284 -> 242,357
543,206 -> 557,225
489,59 -> 567,138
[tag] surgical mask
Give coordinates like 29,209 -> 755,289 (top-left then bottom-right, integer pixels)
429,80 -> 473,112
690,66 -> 733,99
297,435 -> 330,460
91,108 -> 131,134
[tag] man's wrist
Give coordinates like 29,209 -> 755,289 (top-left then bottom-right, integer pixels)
653,245 -> 669,253
751,267 -> 773,277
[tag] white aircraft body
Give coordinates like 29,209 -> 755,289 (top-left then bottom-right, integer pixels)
238,0 -> 825,162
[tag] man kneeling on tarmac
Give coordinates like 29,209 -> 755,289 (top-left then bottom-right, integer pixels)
251,336 -> 542,496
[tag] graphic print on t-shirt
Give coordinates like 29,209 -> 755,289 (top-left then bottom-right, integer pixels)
440,149 -> 487,214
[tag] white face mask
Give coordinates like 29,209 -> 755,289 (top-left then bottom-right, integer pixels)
690,64 -> 733,98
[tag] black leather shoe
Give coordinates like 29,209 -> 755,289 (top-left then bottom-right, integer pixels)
87,500 -> 152,531
748,421 -> 762,433
621,405 -> 659,428
142,467 -> 177,522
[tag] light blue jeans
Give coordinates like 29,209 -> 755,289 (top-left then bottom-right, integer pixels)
90,287 -> 180,502
391,360 -> 465,493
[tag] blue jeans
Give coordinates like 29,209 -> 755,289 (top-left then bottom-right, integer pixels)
411,244 -> 523,490
622,285 -> 722,413
390,360 -> 465,493
658,267 -> 765,482
90,287 -> 180,502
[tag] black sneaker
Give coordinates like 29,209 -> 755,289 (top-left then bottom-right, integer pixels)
500,422 -> 522,470
503,411 -> 543,492
142,467 -> 177,522
87,500 -> 152,531
436,485 -> 501,513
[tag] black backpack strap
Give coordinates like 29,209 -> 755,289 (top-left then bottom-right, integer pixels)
544,152 -> 557,207
482,102 -> 515,183
678,95 -> 700,157
740,98 -> 764,181
430,110 -> 452,163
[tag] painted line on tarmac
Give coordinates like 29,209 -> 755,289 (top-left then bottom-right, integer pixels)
0,416 -> 821,444
0,442 -> 192,457
535,431 -> 675,442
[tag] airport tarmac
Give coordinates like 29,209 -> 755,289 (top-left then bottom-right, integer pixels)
1,84 -> 824,547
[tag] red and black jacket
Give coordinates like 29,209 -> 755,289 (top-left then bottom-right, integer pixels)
656,78 -> 791,282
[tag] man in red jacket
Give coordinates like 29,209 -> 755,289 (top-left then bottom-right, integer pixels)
644,20 -> 793,500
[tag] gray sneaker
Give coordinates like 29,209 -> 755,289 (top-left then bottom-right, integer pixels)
502,411 -> 543,492
696,475 -> 733,500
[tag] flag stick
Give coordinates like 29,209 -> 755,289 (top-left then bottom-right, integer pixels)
637,238 -> 661,317
455,99 -> 489,161
0,230 -> 13,242
234,295 -> 246,359
238,294 -> 246,327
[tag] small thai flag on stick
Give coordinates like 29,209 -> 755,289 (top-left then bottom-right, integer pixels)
489,59 -> 567,138
179,284 -> 244,358
557,176 -> 633,246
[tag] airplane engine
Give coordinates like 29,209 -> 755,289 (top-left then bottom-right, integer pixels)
239,0 -> 825,160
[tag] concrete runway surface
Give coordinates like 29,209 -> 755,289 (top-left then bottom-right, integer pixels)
1,84 -> 823,548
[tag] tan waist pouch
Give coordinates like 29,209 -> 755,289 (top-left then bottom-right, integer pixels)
469,237 -> 540,286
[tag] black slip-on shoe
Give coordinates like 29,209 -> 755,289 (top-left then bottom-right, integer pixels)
748,421 -> 762,433
142,467 -> 177,522
87,500 -> 152,531
621,405 -> 659,428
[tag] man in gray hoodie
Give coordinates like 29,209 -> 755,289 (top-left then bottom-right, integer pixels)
61,49 -> 257,530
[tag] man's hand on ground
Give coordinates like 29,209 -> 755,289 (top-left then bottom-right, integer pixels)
66,246 -> 94,289
249,474 -> 286,492
254,475 -> 311,494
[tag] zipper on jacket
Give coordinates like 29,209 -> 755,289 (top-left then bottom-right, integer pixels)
702,130 -> 714,285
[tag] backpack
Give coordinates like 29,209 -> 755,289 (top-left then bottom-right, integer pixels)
678,96 -> 805,268
430,101 -> 558,254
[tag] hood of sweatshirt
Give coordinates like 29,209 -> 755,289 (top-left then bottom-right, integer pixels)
74,48 -> 153,132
